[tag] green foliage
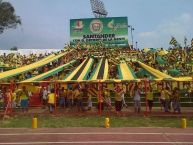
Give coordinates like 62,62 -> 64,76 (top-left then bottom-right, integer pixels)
0,0 -> 21,34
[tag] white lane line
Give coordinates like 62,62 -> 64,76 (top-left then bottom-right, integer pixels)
0,132 -> 193,136
0,141 -> 193,144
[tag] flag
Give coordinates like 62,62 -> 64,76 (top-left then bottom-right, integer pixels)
169,37 -> 177,46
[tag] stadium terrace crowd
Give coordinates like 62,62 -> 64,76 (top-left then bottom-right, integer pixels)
0,52 -> 48,69
136,47 -> 193,77
0,46 -> 193,115
0,46 -> 193,81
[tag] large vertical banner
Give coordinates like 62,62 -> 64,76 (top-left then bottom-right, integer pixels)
70,17 -> 128,46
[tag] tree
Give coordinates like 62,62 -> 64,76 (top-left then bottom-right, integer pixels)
10,46 -> 18,51
0,0 -> 21,34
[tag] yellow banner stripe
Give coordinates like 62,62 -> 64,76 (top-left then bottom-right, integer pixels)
0,52 -> 67,80
103,59 -> 109,80
120,63 -> 135,80
138,61 -> 171,78
22,60 -> 76,82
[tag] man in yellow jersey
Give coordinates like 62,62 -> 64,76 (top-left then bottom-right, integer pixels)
48,89 -> 55,113
164,86 -> 171,112
20,86 -> 29,112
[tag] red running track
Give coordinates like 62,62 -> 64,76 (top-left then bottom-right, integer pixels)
0,128 -> 193,144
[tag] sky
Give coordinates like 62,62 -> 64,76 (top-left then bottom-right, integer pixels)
0,0 -> 193,50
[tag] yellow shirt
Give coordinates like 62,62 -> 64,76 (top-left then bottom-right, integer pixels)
88,93 -> 92,101
104,90 -> 110,97
164,90 -> 171,100
0,97 -> 3,103
73,90 -> 80,99
188,87 -> 192,93
48,93 -> 55,104
115,92 -> 122,101
12,93 -> 16,101
20,91 -> 28,100
147,91 -> 153,100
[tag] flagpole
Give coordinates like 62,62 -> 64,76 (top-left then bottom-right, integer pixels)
184,37 -> 187,48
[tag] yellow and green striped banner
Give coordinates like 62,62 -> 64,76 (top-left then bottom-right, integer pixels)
22,60 -> 77,83
0,50 -> 69,80
137,61 -> 172,79
64,58 -> 94,82
118,62 -> 137,81
89,58 -> 108,81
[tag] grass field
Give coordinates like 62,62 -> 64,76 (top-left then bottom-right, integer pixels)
0,116 -> 193,128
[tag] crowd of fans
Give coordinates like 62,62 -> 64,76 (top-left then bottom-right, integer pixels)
1,81 -> 192,114
0,49 -> 81,82
136,47 -> 193,77
0,46 -> 192,115
0,53 -> 48,69
0,46 -> 192,84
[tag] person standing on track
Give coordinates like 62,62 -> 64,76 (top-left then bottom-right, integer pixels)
147,87 -> 154,113
114,84 -> 124,112
47,89 -> 55,113
42,87 -> 48,109
159,88 -> 166,111
59,87 -> 66,109
20,86 -> 29,113
133,85 -> 141,113
164,86 -> 171,112
172,87 -> 181,114
121,85 -> 127,108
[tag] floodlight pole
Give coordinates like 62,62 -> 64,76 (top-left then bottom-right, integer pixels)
90,0 -> 108,18
184,37 -> 187,49
128,25 -> 134,48
54,81 -> 57,114
144,78 -> 148,116
135,41 -> 138,50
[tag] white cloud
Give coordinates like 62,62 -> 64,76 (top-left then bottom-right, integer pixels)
137,13 -> 193,48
